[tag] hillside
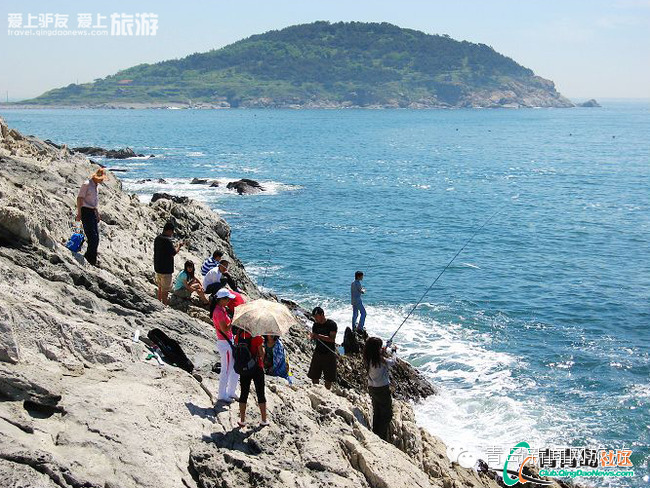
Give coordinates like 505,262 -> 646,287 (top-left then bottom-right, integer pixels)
22,21 -> 573,108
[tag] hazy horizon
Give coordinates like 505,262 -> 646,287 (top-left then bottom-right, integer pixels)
1,0 -> 649,101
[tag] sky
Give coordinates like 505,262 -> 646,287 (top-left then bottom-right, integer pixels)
1,0 -> 649,101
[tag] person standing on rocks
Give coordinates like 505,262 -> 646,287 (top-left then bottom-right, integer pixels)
363,337 -> 396,441
351,270 -> 366,332
213,288 -> 239,403
153,222 -> 183,305
308,307 -> 338,390
75,168 -> 106,266
235,330 -> 268,427
201,250 -> 223,276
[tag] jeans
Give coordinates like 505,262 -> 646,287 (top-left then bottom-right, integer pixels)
369,384 -> 393,441
80,207 -> 99,266
352,302 -> 366,331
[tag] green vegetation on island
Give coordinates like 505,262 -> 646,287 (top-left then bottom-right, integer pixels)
22,21 -> 573,108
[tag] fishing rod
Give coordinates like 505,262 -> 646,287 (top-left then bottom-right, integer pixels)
261,248 -> 271,288
387,208 -> 501,345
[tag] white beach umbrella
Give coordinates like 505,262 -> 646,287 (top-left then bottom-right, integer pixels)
232,299 -> 298,337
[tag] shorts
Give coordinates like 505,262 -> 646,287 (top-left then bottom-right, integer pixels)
173,288 -> 192,299
155,273 -> 173,292
307,351 -> 337,383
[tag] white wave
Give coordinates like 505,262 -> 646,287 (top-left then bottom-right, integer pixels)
186,151 -> 205,157
123,177 -> 302,203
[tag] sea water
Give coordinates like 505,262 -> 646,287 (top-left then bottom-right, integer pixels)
3,104 -> 649,485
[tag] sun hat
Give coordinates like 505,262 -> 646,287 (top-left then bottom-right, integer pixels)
216,289 -> 236,300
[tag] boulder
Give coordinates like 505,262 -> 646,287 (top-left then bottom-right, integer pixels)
226,178 -> 264,195
578,99 -> 601,107
151,192 -> 190,204
190,178 -> 208,185
73,146 -> 139,159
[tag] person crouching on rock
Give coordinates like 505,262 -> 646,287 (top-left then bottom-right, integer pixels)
213,288 -> 239,404
363,337 -> 396,441
75,168 -> 106,266
308,307 -> 338,390
172,260 -> 208,304
235,330 -> 268,427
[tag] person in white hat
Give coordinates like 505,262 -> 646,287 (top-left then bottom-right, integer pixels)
213,288 -> 239,403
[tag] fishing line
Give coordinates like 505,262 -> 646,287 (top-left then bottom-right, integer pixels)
261,248 -> 271,288
388,208 -> 501,344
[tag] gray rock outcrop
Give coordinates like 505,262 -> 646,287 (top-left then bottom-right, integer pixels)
0,116 -> 569,488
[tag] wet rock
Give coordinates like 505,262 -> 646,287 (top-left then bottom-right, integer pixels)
226,178 -> 264,194
190,178 -> 208,185
150,192 -> 190,204
73,146 -> 138,159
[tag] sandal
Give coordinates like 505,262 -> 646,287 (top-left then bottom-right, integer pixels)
237,421 -> 246,428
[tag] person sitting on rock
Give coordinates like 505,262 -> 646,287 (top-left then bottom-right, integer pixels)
201,249 -> 223,276
75,168 -> 106,267
264,335 -> 293,384
235,330 -> 268,428
153,221 -> 183,305
204,259 -> 238,295
172,260 -> 208,304
307,307 -> 338,390
363,337 -> 397,441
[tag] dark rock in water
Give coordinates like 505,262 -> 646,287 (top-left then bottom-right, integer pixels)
209,181 -> 220,187
151,192 -> 190,204
105,148 -> 137,159
226,178 -> 264,195
73,146 -> 105,156
149,154 -> 156,158
136,178 -> 167,184
578,99 -> 601,107
108,168 -> 129,172
72,146 -> 138,159
190,178 -> 208,185
137,153 -> 145,157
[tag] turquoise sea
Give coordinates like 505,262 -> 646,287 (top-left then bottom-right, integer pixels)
3,104 -> 649,486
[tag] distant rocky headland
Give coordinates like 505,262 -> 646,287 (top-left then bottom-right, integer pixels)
0,117 -> 576,487
15,21 -> 573,109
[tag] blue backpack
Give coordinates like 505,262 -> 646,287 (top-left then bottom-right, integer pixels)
65,226 -> 85,253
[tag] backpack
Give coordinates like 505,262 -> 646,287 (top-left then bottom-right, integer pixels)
65,228 -> 85,253
147,328 -> 194,373
232,331 -> 259,376
343,327 -> 360,354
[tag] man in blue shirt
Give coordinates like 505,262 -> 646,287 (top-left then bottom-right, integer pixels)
351,271 -> 366,332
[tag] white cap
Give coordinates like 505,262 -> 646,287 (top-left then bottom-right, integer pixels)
215,289 -> 236,299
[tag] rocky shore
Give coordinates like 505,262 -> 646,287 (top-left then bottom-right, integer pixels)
0,117 -> 570,488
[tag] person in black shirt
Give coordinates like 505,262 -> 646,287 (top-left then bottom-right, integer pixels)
153,222 -> 183,305
307,306 -> 338,390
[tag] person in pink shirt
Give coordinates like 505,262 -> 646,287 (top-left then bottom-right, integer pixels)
212,288 -> 239,403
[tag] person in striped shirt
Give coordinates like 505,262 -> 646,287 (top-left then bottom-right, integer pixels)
201,250 -> 223,276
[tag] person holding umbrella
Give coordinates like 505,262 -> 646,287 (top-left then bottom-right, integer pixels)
233,330 -> 267,427
232,299 -> 299,427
